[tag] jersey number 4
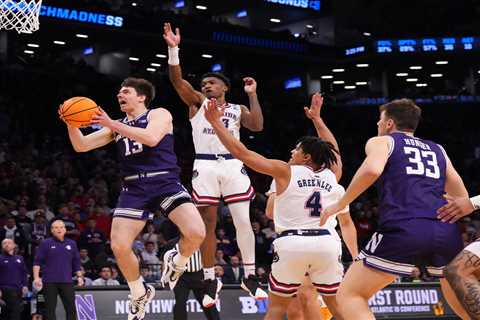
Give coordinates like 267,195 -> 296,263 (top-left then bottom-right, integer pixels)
305,191 -> 322,217
404,147 -> 440,179
123,138 -> 143,156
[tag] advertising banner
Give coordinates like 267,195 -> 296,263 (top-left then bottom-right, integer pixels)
56,283 -> 457,319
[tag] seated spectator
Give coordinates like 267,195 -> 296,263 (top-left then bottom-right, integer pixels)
0,215 -> 27,253
30,211 -> 48,252
262,220 -> 277,240
92,266 -> 120,286
216,228 -> 236,256
132,234 -> 144,254
56,204 -> 81,240
141,241 -> 160,265
74,266 -> 93,286
79,248 -> 95,278
402,267 -> 424,283
140,265 -> 156,284
12,206 -> 32,237
111,265 -> 125,285
141,222 -> 159,252
214,265 -> 226,283
252,221 -> 270,265
90,206 -> 112,239
26,196 -> 55,221
215,249 -> 228,265
223,256 -> 244,284
79,218 -> 106,259
94,242 -> 116,270
256,266 -> 268,285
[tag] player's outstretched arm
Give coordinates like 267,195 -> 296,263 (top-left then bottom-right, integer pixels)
444,249 -> 480,319
91,107 -> 172,147
163,23 -> 203,116
59,105 -> 114,152
304,93 -> 342,181
320,136 -> 390,225
337,212 -> 359,259
205,98 -> 290,185
240,77 -> 264,132
437,194 -> 479,224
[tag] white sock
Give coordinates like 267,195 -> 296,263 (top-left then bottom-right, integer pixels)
172,252 -> 189,269
127,277 -> 145,298
228,201 -> 256,264
204,267 -> 215,280
244,263 -> 256,278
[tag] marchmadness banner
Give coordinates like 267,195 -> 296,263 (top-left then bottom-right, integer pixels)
56,283 -> 456,319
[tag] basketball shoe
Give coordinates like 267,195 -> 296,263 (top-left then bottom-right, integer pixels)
161,248 -> 186,290
241,275 -> 268,300
127,282 -> 155,320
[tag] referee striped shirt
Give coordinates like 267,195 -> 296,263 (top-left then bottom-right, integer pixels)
175,244 -> 202,273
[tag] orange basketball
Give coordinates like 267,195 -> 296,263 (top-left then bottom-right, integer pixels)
60,97 -> 99,128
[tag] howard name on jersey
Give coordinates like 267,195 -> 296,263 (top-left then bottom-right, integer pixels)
191,99 -> 242,155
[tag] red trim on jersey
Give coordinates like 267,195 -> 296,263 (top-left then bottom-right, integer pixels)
192,190 -> 220,205
313,282 -> 340,294
223,186 -> 255,204
268,274 -> 301,294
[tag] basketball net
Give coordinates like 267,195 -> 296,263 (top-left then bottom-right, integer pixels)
0,0 -> 42,33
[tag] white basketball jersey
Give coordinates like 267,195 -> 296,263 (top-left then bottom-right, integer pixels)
273,165 -> 348,233
190,98 -> 242,154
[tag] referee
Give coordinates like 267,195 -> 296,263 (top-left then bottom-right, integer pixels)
172,244 -> 220,320
33,219 -> 83,320
0,239 -> 28,320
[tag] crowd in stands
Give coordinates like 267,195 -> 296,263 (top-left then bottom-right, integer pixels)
1,31 -> 480,294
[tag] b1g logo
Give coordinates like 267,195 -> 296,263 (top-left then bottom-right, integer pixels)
239,297 -> 268,314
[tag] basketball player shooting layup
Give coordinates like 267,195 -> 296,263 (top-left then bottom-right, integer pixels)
163,22 -> 267,306
60,77 -> 206,320
204,93 -> 354,320
320,99 -> 470,320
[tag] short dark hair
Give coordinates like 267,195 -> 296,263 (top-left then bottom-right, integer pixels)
379,99 -> 421,132
121,77 -> 156,107
200,72 -> 231,89
100,266 -> 112,272
296,136 -> 338,170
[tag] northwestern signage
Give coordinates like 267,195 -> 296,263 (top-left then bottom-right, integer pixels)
40,5 -> 124,27
56,284 -> 455,319
265,0 -> 321,11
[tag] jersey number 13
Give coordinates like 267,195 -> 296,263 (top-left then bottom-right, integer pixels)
123,138 -> 143,156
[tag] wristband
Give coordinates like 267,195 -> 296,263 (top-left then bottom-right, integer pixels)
168,46 -> 180,65
470,195 -> 480,210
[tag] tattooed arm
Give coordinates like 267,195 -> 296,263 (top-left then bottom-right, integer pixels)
444,249 -> 480,319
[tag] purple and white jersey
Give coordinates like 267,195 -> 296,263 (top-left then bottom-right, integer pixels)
377,132 -> 447,227
114,110 -> 179,177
